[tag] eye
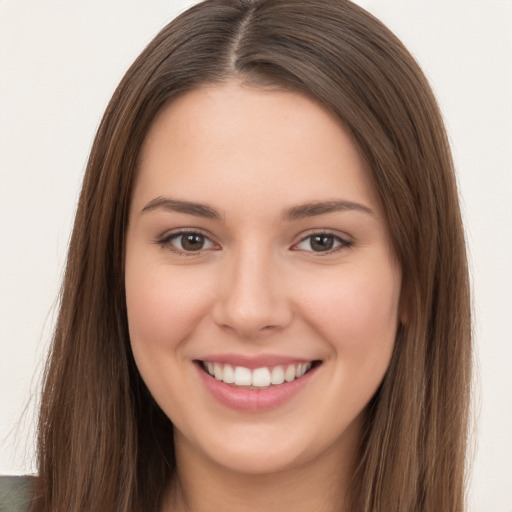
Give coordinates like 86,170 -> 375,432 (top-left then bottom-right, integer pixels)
293,232 -> 353,253
157,231 -> 218,254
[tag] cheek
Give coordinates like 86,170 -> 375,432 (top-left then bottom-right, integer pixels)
125,260 -> 213,353
124,257 -> 218,419
295,261 -> 401,426
296,261 -> 401,354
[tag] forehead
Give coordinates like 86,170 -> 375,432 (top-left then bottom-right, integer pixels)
133,81 -> 381,217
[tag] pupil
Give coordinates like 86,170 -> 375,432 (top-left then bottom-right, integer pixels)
311,235 -> 333,252
182,234 -> 204,251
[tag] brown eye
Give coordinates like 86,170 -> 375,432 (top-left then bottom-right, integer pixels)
294,232 -> 353,254
180,233 -> 206,251
158,231 -> 217,254
310,235 -> 334,252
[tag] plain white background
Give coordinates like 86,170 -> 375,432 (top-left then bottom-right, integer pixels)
0,1 -> 511,510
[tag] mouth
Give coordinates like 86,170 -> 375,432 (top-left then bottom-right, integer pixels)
197,360 -> 322,389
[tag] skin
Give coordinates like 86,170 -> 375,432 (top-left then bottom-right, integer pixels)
125,81 -> 403,512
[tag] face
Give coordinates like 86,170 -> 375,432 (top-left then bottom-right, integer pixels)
125,82 -> 402,476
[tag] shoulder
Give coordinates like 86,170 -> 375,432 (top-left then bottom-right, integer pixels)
0,476 -> 36,512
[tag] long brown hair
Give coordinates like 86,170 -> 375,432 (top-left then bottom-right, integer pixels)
31,1 -> 471,510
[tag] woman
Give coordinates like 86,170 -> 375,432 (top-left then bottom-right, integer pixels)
30,0 -> 471,511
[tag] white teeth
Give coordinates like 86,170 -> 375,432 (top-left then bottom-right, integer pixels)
284,365 -> 296,382
213,363 -> 223,380
203,361 -> 314,387
222,364 -> 235,384
234,366 -> 252,386
252,367 -> 271,387
298,363 -> 310,377
270,366 -> 285,385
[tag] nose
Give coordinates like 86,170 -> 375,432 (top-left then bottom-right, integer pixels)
211,247 -> 293,339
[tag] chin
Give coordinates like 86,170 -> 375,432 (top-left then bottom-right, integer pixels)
203,442 -> 308,476
177,415 -> 357,478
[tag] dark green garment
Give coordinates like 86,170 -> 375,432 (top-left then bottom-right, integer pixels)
0,476 -> 35,512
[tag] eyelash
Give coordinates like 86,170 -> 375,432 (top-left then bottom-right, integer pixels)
293,231 -> 354,255
155,229 -> 218,256
155,230 -> 354,256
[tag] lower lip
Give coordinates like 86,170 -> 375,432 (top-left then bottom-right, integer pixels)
196,363 -> 319,411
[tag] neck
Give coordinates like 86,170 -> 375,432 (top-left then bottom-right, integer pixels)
163,425 -> 360,512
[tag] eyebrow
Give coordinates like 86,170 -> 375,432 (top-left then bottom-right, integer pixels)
140,196 -> 223,220
281,200 -> 374,221
140,196 -> 374,221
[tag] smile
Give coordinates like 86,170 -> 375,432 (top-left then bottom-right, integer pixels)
196,358 -> 321,411
201,361 -> 314,388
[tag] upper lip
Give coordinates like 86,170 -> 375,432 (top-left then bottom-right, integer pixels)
196,353 -> 318,369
